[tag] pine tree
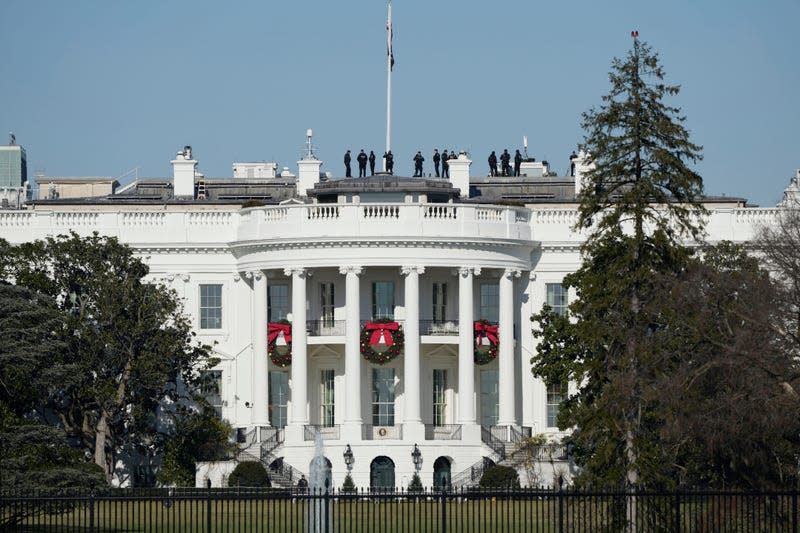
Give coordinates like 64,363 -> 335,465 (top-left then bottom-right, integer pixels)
532,36 -> 706,491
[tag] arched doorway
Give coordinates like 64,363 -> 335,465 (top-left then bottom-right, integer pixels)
308,456 -> 333,490
433,457 -> 452,491
370,456 -> 395,490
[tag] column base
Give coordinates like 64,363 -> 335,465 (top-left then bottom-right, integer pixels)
402,421 -> 426,442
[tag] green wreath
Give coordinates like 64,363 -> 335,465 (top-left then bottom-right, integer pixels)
268,319 -> 292,367
473,319 -> 499,365
360,319 -> 405,365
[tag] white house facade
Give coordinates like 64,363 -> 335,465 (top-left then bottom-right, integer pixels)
1,143 -> 795,489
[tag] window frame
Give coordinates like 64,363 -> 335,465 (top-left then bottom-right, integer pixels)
320,369 -> 335,427
268,283 -> 290,322
199,284 -> 223,330
371,368 -> 396,426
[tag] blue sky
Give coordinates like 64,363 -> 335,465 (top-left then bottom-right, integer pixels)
1,1 -> 798,206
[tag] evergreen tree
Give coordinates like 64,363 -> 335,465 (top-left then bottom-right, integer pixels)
532,37 -> 706,490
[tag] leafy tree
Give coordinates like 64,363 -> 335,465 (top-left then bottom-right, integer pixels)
5,232 -> 219,483
158,404 -> 235,487
532,37 -> 706,490
228,461 -> 270,487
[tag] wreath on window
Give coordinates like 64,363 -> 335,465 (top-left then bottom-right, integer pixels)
360,319 -> 404,365
268,320 -> 292,367
473,319 -> 499,365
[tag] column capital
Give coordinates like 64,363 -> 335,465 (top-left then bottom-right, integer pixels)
244,270 -> 264,281
284,267 -> 310,278
339,265 -> 363,276
458,266 -> 481,278
400,265 -> 425,276
503,268 -> 522,280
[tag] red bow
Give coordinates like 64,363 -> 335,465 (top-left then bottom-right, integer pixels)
365,321 -> 399,347
268,323 -> 292,344
474,322 -> 498,346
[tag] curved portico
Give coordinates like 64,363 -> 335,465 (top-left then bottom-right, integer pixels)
230,202 -> 536,445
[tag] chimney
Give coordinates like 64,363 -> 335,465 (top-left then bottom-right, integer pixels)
296,129 -> 321,197
448,151 -> 472,199
171,145 -> 197,198
573,150 -> 593,196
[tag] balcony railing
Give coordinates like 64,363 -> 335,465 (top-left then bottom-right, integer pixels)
303,425 -> 341,441
306,320 -> 346,336
362,424 -> 402,440
419,320 -> 459,336
424,424 -> 463,440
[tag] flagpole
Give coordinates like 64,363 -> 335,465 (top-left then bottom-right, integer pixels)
385,0 -> 392,171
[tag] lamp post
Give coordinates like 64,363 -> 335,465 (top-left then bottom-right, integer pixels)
411,444 -> 422,472
343,444 -> 354,473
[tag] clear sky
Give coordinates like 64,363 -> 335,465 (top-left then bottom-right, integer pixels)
1,1 -> 798,206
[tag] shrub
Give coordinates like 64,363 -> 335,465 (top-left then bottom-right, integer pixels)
479,465 -> 520,489
407,473 -> 423,493
341,474 -> 355,493
228,461 -> 270,487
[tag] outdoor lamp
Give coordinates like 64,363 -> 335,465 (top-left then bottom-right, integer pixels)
343,444 -> 354,471
411,444 -> 422,469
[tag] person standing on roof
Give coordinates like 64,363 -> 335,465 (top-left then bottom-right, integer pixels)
357,149 -> 368,177
488,151 -> 498,177
344,150 -> 352,177
433,149 -> 441,177
500,149 -> 511,176
369,150 -> 376,175
514,149 -> 523,177
441,150 -> 450,178
413,151 -> 425,177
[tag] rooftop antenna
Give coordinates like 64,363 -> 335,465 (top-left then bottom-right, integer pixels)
523,135 -> 528,159
303,128 -> 317,160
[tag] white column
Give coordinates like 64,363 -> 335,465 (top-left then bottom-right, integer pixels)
249,270 -> 269,427
286,268 -> 309,426
498,268 -> 520,426
458,266 -> 480,425
402,266 -> 424,425
340,266 -> 363,426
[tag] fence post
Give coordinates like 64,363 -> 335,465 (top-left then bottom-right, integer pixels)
793,490 -> 797,533
206,478 -> 212,533
88,489 -> 95,533
674,491 -> 680,533
558,486 -> 564,533
440,487 -> 447,533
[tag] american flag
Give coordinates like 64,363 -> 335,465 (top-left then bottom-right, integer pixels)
387,1 -> 394,71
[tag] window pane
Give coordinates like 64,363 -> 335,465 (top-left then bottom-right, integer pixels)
372,368 -> 395,426
479,284 -> 499,323
269,284 -> 289,322
432,283 -> 447,323
199,284 -> 222,329
433,369 -> 447,426
546,283 -> 568,316
320,369 -> 335,427
480,370 -> 499,427
320,283 -> 335,325
200,370 -> 223,418
372,282 -> 395,320
546,382 -> 566,428
269,371 -> 289,428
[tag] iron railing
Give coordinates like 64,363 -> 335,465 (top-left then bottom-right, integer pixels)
424,424 -> 463,440
450,456 -> 496,489
481,425 -> 507,461
306,320 -> 346,336
303,425 -> 341,441
419,320 -> 460,336
1,487 -> 798,532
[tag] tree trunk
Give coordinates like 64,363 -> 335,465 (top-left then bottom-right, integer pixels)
94,409 -> 112,482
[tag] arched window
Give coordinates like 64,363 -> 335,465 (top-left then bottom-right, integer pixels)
433,457 -> 452,491
370,456 -> 395,490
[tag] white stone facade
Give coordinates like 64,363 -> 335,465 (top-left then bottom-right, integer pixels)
0,162 -> 785,490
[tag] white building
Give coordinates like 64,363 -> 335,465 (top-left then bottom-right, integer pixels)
0,142 -> 791,489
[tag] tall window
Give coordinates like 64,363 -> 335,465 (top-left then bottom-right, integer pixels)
269,371 -> 289,428
372,281 -> 395,320
546,382 -> 567,428
320,369 -> 335,427
432,282 -> 447,323
200,370 -> 222,418
480,370 -> 499,427
433,369 -> 447,426
268,284 -> 289,322
199,284 -> 222,329
372,368 -> 395,426
546,283 -> 568,316
479,284 -> 499,323
320,282 -> 335,326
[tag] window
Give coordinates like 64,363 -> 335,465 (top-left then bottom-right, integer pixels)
372,368 -> 395,426
479,283 -> 499,323
199,284 -> 222,329
546,283 -> 568,316
268,284 -> 289,322
269,371 -> 289,428
433,369 -> 447,426
320,283 -> 335,326
432,282 -> 447,323
546,382 -> 567,428
200,370 -> 223,418
480,370 -> 499,427
320,369 -> 335,427
372,281 -> 395,320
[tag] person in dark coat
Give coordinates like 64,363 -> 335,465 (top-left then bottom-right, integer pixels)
441,150 -> 450,178
432,149 -> 441,177
500,149 -> 511,176
514,149 -> 523,177
413,151 -> 425,177
344,150 -> 352,177
357,149 -> 368,177
569,150 -> 578,177
488,151 -> 498,177
369,151 -> 376,175
383,151 -> 394,174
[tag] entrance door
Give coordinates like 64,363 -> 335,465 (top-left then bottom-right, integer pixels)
370,456 -> 395,490
433,457 -> 452,491
269,371 -> 289,428
480,370 -> 499,428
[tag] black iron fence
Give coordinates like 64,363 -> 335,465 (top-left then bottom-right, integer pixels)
1,487 -> 798,532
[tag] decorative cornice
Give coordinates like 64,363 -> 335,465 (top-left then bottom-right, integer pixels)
400,265 -> 425,276
458,266 -> 481,277
338,266 -> 364,276
503,268 -> 522,280
244,270 -> 264,281
284,267 -> 310,278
